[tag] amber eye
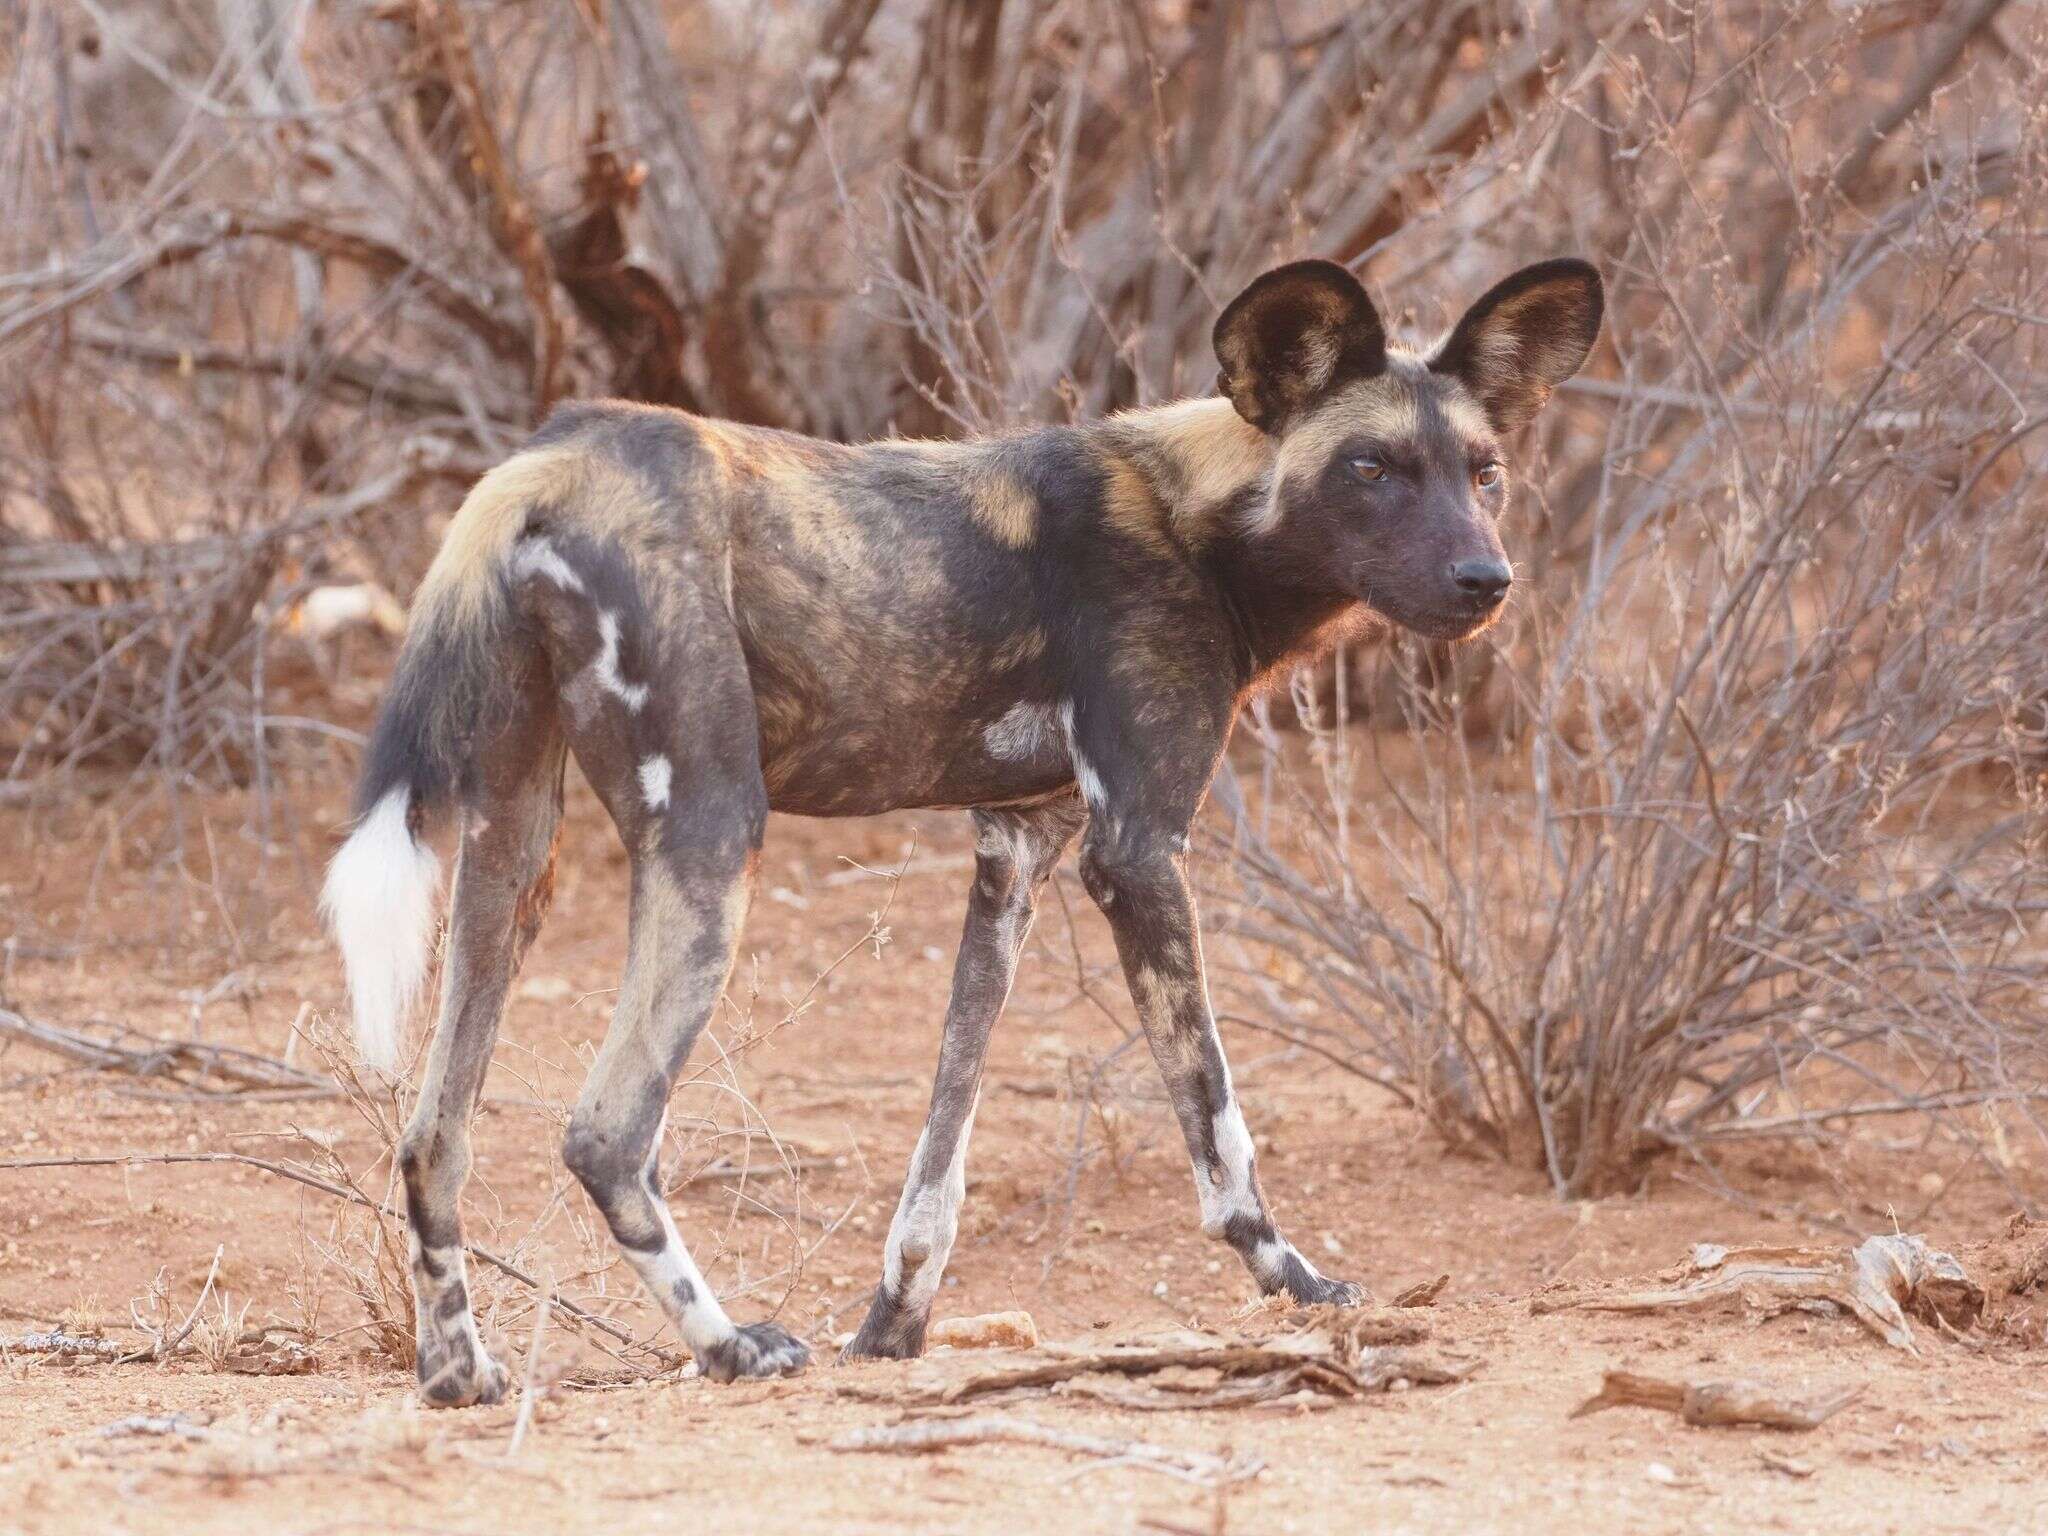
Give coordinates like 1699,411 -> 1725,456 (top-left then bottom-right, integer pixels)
1349,456 -> 1387,483
1475,462 -> 1504,489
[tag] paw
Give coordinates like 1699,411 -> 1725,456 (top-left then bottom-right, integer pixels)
1262,1245 -> 1369,1308
1289,1273 -> 1369,1307
838,1294 -> 928,1363
698,1321 -> 810,1383
416,1343 -> 510,1408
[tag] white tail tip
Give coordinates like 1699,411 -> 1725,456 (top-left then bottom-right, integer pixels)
321,789 -> 441,1073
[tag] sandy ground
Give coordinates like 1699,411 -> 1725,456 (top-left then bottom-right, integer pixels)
2,758 -> 2045,1536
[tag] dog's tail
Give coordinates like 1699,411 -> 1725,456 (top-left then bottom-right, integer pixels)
321,450 -> 568,1070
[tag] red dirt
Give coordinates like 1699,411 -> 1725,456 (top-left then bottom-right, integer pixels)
2,768 -> 2043,1535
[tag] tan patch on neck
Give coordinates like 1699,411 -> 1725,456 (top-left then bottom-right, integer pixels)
1104,397 -> 1276,547
967,466 -> 1038,548
1142,398 -> 1273,508
756,458 -> 872,571
1100,453 -> 1174,554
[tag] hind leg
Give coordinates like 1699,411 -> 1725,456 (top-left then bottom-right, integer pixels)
543,546 -> 803,1381
398,673 -> 565,1407
560,840 -> 806,1381
561,800 -> 806,1378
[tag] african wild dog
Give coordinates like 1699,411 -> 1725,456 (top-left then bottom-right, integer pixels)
323,256 -> 1602,1402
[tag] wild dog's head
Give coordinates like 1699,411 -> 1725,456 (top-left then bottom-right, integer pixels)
1215,257 -> 1602,640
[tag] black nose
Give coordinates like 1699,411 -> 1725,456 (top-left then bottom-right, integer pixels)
1450,557 -> 1512,605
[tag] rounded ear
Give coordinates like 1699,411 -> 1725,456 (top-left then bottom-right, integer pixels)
1429,258 -> 1603,434
1213,259 -> 1387,434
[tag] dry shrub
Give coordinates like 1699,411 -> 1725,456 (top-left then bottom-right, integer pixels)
5,0 -> 1890,784
1205,8 -> 2048,1196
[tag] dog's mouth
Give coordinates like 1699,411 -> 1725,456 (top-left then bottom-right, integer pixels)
1361,590 -> 1507,644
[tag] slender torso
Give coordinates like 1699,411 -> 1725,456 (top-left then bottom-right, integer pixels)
576,400 -> 1358,818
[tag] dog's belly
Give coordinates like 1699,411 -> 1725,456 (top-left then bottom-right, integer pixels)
758,693 -> 1076,817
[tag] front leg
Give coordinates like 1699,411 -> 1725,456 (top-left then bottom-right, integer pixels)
1075,797 -> 1364,1307
843,797 -> 1086,1360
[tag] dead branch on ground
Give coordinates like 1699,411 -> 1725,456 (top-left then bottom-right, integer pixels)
1536,1235 -> 1986,1355
0,1007 -> 336,1099
825,1415 -> 1262,1487
1573,1371 -> 1862,1432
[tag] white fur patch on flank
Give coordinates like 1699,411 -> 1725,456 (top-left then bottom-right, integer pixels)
1059,701 -> 1110,818
320,789 -> 442,1073
983,701 -> 1064,764
512,537 -> 584,592
639,755 -> 674,811
593,610 -> 650,711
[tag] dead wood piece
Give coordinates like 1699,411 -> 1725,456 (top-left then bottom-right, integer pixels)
1533,1257 -> 1842,1317
2,1331 -> 130,1360
826,1414 -> 1261,1484
0,1009 -> 335,1098
2011,1239 -> 2048,1295
929,1310 -> 1039,1351
94,1414 -> 213,1441
1852,1234 -> 1984,1336
1274,1303 -> 1430,1348
1538,1236 -> 1983,1354
1060,1369 -> 1305,1412
1573,1370 -> 1862,1431
1759,1448 -> 1816,1478
221,1337 -> 318,1376
925,1334 -> 1470,1409
933,1343 -> 1315,1404
1352,1345 -> 1466,1391
1393,1274 -> 1450,1308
